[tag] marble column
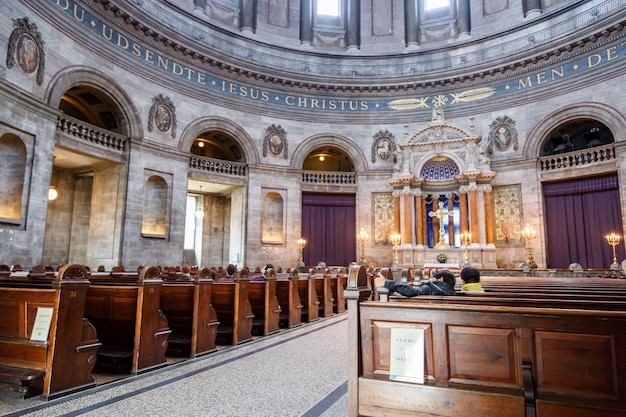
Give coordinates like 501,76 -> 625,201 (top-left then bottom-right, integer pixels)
468,183 -> 479,244
346,0 -> 360,51
483,185 -> 495,245
459,188 -> 469,236
523,0 -> 542,18
240,0 -> 256,33
393,191 -> 401,241
414,191 -> 424,246
456,0 -> 471,38
403,189 -> 413,245
300,0 -> 313,46
447,194 -> 455,246
405,0 -> 419,48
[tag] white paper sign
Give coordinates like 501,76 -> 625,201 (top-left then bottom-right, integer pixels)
390,327 -> 425,384
30,307 -> 54,343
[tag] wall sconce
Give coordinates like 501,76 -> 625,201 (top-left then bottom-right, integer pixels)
357,227 -> 369,265
48,186 -> 58,201
606,233 -> 622,271
520,224 -> 537,268
319,155 -> 325,161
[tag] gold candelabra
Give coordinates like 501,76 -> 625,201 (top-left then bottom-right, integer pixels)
297,238 -> 306,266
358,228 -> 369,265
461,231 -> 471,266
390,232 -> 401,265
606,233 -> 621,270
520,224 -> 537,268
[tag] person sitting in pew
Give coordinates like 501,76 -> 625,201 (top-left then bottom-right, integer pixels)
384,269 -> 456,297
219,264 -> 237,282
251,264 -> 274,282
177,264 -> 193,281
460,266 -> 484,292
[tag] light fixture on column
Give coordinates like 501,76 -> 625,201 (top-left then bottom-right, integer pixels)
358,227 -> 369,265
520,224 -> 537,268
390,232 -> 401,268
195,186 -> 204,219
48,186 -> 58,201
606,233 -> 622,271
297,238 -> 306,267
461,231 -> 471,267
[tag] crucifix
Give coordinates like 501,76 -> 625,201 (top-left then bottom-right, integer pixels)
429,201 -> 453,248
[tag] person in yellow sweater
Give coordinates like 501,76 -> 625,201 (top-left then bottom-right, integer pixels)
460,266 -> 484,292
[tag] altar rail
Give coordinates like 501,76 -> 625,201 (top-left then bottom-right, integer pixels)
539,145 -> 616,172
56,115 -> 127,152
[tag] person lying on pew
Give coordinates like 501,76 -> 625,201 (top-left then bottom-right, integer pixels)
177,264 -> 193,281
460,266 -> 484,292
219,264 -> 237,282
383,269 -> 456,297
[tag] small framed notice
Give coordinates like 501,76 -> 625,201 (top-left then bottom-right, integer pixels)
30,307 -> 54,343
390,327 -> 425,384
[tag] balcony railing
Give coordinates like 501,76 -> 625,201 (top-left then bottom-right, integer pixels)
302,170 -> 357,185
56,116 -> 127,152
189,155 -> 247,177
539,145 -> 616,171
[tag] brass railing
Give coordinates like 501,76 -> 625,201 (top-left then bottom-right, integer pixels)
56,115 -> 127,152
189,155 -> 247,177
539,145 -> 616,171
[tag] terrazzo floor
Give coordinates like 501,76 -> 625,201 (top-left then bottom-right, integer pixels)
0,314 -> 348,417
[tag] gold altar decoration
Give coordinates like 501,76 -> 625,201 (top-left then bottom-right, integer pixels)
358,228 -> 369,265
461,231 -> 471,266
606,233 -> 622,271
297,238 -> 306,266
390,232 -> 401,264
520,224 -> 537,268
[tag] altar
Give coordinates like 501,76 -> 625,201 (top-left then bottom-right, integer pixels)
387,107 -> 498,269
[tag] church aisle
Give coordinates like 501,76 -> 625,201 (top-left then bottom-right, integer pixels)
0,315 -> 348,417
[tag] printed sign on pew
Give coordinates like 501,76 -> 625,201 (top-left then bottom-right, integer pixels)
390,328 -> 425,384
30,307 -> 54,343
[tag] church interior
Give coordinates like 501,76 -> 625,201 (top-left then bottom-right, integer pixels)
1,0 -> 626,415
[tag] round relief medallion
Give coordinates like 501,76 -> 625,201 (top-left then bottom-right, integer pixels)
16,34 -> 38,74
268,133 -> 283,155
154,105 -> 172,132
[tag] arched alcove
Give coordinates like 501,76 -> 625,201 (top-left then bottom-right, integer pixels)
0,135 -> 27,221
142,175 -> 169,237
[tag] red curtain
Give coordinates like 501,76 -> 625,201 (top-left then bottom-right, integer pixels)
543,174 -> 625,269
301,193 -> 356,267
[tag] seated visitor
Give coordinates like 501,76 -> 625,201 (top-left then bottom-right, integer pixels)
384,269 -> 456,297
219,264 -> 237,282
251,263 -> 273,282
460,266 -> 484,292
177,264 -> 193,281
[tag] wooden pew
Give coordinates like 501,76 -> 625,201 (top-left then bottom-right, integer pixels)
346,265 -> 626,417
276,271 -> 303,329
159,267 -> 219,357
312,270 -> 334,318
84,266 -> 171,374
297,275 -> 320,323
329,271 -> 346,313
247,269 -> 282,336
0,264 -> 101,399
211,278 -> 254,345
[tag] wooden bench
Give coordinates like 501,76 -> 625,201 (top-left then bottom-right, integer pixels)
84,266 -> 171,374
0,264 -> 101,399
211,278 -> 254,345
328,271 -> 347,313
276,271 -> 303,329
247,269 -> 282,336
312,270 -> 334,318
159,267 -> 219,357
346,265 -> 626,417
297,275 -> 320,323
